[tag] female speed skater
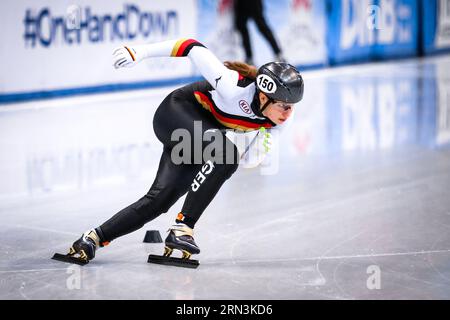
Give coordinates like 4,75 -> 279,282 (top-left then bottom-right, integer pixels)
59,38 -> 304,264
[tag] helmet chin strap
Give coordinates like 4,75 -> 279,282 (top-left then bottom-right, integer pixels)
260,97 -> 274,114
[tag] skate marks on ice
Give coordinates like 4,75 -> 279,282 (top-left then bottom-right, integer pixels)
2,157 -> 450,299
197,182 -> 450,299
1,205 -> 449,299
0,222 -> 78,237
202,226 -> 450,299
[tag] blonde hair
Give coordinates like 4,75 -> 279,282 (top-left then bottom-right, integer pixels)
223,61 -> 258,80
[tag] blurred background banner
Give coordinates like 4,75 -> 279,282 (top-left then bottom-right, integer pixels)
422,0 -> 450,54
372,0 -> 419,59
327,0 -> 375,64
196,0 -> 327,70
274,0 -> 327,68
197,0 -> 243,63
0,0 -> 198,101
1,0 -> 450,103
327,0 -> 419,65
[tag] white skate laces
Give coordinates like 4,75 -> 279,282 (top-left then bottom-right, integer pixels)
169,223 -> 194,237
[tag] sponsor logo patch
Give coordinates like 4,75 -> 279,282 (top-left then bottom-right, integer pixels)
238,100 -> 251,114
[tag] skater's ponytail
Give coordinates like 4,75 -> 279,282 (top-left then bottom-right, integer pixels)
224,61 -> 258,80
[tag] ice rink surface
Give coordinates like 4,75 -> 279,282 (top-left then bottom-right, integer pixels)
1,56 -> 450,300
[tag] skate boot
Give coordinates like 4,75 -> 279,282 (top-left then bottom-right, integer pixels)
164,223 -> 200,259
147,224 -> 200,268
69,229 -> 101,261
52,229 -> 104,265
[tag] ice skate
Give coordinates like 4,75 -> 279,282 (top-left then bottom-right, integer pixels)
148,224 -> 200,268
164,223 -> 200,259
52,229 -> 103,265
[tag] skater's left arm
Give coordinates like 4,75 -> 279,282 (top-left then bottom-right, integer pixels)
112,39 -> 239,97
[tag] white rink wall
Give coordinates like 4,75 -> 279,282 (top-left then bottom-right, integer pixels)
0,0 -> 197,94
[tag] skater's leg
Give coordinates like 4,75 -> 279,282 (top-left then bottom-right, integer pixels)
252,0 -> 282,56
98,147 -> 198,242
97,91 -> 219,243
178,134 -> 239,228
160,134 -> 239,258
234,1 -> 253,63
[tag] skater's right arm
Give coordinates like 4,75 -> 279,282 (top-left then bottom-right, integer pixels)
112,39 -> 240,97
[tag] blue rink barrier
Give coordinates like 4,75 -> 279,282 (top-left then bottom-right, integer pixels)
421,0 -> 450,55
326,0 -> 419,65
326,0 -> 375,65
372,0 -> 419,59
0,76 -> 203,104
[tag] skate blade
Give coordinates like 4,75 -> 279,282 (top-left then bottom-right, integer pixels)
52,253 -> 89,266
147,254 -> 199,269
